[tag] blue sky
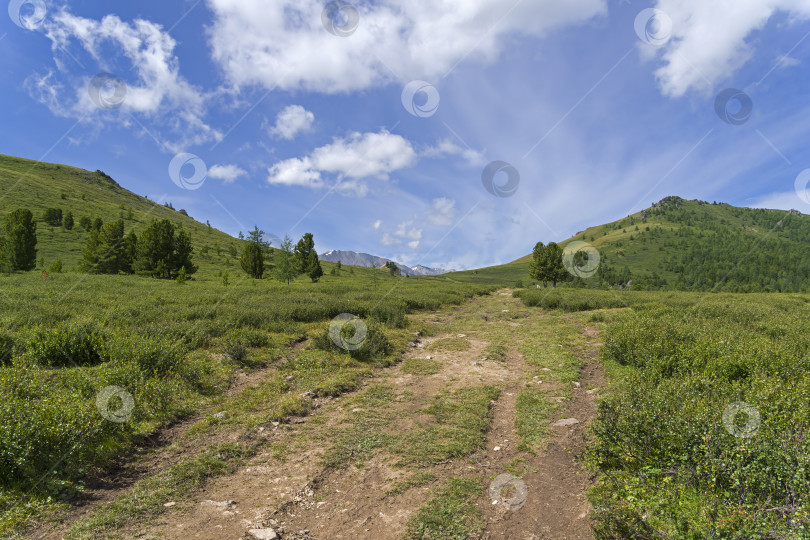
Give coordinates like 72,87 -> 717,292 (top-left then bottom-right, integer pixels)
1,0 -> 810,270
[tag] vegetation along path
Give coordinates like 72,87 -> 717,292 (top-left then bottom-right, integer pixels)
29,289 -> 603,539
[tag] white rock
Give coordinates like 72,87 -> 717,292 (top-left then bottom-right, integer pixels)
552,418 -> 580,427
457,334 -> 467,337
493,446 -> 501,451
248,528 -> 278,540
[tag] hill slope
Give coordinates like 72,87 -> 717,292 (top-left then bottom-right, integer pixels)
450,196 -> 810,292
0,154 -> 245,275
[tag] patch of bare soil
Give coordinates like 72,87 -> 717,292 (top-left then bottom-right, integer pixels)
478,326 -> 604,540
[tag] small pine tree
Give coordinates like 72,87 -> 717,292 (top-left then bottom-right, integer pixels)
306,250 -> 323,282
274,235 -> 299,285
4,209 -> 37,271
79,216 -> 92,231
62,211 -> 74,230
294,233 -> 315,273
240,242 -> 264,279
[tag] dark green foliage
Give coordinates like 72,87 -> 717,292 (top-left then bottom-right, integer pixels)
81,219 -> 128,274
23,321 -> 109,367
78,216 -> 92,231
384,261 -> 400,276
3,209 -> 37,271
62,211 -> 74,230
133,219 -> 196,279
294,232 -> 315,273
528,241 -> 567,287
42,208 -> 62,226
240,241 -> 264,279
0,333 -> 14,366
274,235 -> 299,285
589,292 -> 810,538
91,217 -> 103,232
306,250 -> 323,282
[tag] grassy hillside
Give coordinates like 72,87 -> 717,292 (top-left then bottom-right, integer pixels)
460,196 -> 810,292
0,154 -> 247,275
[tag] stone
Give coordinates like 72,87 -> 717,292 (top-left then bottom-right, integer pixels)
247,528 -> 278,539
552,418 -> 580,427
163,501 -> 176,507
213,411 -> 226,419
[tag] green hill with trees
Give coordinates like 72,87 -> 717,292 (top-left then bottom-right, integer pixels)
450,196 -> 810,292
0,153 -> 247,276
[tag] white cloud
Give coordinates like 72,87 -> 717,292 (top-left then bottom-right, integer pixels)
774,54 -> 801,69
423,139 -> 486,167
267,157 -> 324,188
208,164 -> 247,183
650,0 -> 810,96
372,220 -> 382,230
29,10 -> 220,151
206,0 -> 607,93
268,105 -> 315,139
266,130 -> 417,195
427,197 -> 457,226
379,219 -> 423,249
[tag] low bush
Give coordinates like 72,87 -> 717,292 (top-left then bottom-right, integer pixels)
23,321 -> 109,367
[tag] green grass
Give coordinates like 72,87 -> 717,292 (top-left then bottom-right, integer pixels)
405,477 -> 482,539
0,269 -> 495,537
577,290 -> 810,538
401,357 -> 442,375
385,470 -> 437,497
323,385 -> 499,470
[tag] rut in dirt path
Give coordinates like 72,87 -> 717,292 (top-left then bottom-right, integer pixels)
42,290 -> 606,540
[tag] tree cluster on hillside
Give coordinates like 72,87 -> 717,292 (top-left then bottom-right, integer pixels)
80,218 -> 197,279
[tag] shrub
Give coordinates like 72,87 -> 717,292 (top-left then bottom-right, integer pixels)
312,321 -> 391,363
0,332 -> 15,366
23,322 -> 109,367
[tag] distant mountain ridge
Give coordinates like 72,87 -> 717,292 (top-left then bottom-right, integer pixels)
320,249 -> 449,276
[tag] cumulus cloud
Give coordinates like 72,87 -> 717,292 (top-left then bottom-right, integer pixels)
427,197 -> 458,226
649,0 -> 810,96
208,164 -> 247,183
266,130 -> 417,195
423,139 -> 486,167
268,105 -> 315,139
206,0 -> 607,93
28,9 -> 220,151
381,220 -> 423,249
